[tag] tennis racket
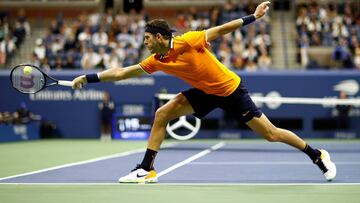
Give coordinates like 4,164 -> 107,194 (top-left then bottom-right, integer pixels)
10,64 -> 74,94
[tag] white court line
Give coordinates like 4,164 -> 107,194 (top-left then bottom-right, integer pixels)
0,182 -> 360,186
157,141 -> 225,177
0,142 -> 178,182
190,161 -> 360,165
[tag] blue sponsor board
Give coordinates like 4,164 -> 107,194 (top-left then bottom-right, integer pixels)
0,70 -> 359,140
112,115 -> 151,140
0,123 -> 40,142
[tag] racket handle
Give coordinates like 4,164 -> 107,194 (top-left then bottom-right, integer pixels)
58,80 -> 74,87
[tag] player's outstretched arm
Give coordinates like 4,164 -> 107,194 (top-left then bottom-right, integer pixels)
72,64 -> 146,89
206,1 -> 270,42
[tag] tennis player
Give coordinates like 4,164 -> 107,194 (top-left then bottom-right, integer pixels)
72,1 -> 336,183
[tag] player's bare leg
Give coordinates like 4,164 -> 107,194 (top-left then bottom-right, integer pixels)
246,114 -> 306,149
246,114 -> 336,181
148,93 -> 194,151
118,93 -> 194,183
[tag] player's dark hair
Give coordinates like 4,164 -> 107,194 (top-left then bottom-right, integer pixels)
145,19 -> 173,39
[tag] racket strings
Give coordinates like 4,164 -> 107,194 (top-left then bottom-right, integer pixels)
11,66 -> 45,93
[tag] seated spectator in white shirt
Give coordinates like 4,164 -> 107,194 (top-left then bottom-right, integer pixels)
34,38 -> 46,60
92,27 -> 108,47
258,48 -> 272,70
95,47 -> 109,69
105,48 -> 121,69
51,36 -> 64,54
78,26 -> 92,45
81,47 -> 100,69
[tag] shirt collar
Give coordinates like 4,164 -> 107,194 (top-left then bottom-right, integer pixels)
156,36 -> 174,60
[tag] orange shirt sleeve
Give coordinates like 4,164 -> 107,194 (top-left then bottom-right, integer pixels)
139,54 -> 157,74
181,30 -> 207,50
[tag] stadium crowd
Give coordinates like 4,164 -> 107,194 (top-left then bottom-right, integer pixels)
32,8 -> 146,71
296,1 -> 360,70
6,1 -> 359,71
173,1 -> 272,71
31,1 -> 272,71
0,9 -> 31,66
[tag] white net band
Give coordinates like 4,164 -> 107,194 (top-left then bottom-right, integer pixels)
156,93 -> 360,106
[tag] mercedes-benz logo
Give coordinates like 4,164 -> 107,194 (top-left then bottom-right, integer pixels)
166,115 -> 201,140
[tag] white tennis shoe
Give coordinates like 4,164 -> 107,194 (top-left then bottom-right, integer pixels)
314,149 -> 337,181
118,166 -> 158,183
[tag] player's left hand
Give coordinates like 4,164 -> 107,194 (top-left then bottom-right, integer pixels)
254,1 -> 271,19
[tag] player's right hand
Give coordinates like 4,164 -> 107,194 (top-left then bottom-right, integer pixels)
72,75 -> 87,89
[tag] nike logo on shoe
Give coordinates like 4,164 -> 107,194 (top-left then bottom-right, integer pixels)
136,173 -> 148,178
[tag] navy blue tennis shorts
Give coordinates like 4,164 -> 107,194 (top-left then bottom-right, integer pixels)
182,82 -> 262,123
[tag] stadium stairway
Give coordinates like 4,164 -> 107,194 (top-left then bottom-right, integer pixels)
8,27 -> 45,68
270,11 -> 299,69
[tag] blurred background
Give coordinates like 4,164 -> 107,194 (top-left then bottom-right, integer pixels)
0,0 -> 359,142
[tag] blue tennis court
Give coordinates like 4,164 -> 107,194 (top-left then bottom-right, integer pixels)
1,141 -> 359,184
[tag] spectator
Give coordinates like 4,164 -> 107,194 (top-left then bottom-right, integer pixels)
13,9 -> 31,46
98,91 -> 115,141
105,48 -> 121,69
15,102 -> 41,124
0,35 -> 16,65
258,48 -> 272,70
43,28 -> 55,47
115,10 -> 128,29
175,12 -> 188,30
64,54 -> 76,69
3,112 -> 12,125
115,41 -> 126,62
116,27 -> 132,45
299,34 -> 310,67
96,47 -> 109,69
63,28 -> 77,51
296,7 -> 310,33
92,26 -> 108,47
0,37 -> 5,65
29,53 -> 41,67
242,42 -> 258,63
50,19 -> 61,35
217,41 -> 232,68
78,26 -> 92,46
332,37 -> 354,69
254,23 -> 272,53
52,36 -> 64,54
232,54 -> 244,70
231,31 -> 244,56
0,112 -> 3,126
107,30 -> 117,49
335,91 -> 351,130
54,56 -> 63,70
34,38 -> 46,60
244,59 -> 258,71
40,57 -> 51,72
124,43 -> 139,61
81,46 -> 100,69
354,42 -> 360,70
332,20 -> 349,42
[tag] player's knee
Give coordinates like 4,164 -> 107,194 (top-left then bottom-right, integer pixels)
263,128 -> 281,142
154,107 -> 170,125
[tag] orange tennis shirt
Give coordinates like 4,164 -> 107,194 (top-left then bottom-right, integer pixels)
139,30 -> 241,97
